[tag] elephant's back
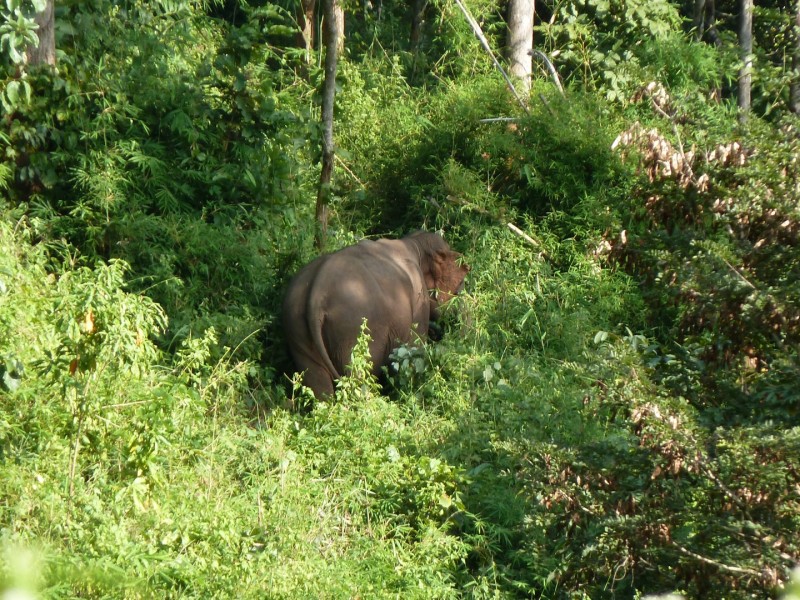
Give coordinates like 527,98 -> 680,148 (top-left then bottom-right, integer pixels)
320,243 -> 420,298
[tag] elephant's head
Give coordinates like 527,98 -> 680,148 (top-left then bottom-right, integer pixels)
407,231 -> 470,308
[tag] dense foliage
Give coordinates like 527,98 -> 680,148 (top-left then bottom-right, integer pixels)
1,0 -> 799,598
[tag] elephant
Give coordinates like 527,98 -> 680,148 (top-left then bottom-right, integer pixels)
282,231 -> 469,398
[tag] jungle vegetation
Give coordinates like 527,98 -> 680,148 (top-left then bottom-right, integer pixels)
1,0 -> 799,597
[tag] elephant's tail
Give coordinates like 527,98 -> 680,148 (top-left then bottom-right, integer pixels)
309,308 -> 341,382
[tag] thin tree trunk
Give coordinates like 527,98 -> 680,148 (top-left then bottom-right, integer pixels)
693,0 -> 706,42
26,0 -> 56,67
334,1 -> 345,55
297,0 -> 316,63
705,0 -> 721,47
738,0 -> 753,124
454,0 -> 529,112
506,0 -> 534,96
410,0 -> 427,82
410,0 -> 426,54
315,0 -> 340,251
791,0 -> 800,114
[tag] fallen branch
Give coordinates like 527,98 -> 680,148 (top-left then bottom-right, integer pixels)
507,222 -> 542,249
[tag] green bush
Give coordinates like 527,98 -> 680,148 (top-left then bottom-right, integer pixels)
2,0 -> 799,597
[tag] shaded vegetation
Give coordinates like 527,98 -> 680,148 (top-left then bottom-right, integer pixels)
1,0 -> 799,598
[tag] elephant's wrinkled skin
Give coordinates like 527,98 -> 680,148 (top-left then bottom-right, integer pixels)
282,231 -> 469,398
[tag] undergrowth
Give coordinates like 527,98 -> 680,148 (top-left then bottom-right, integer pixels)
1,1 -> 799,598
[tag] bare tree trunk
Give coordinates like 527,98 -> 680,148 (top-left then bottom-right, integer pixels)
693,0 -> 706,42
297,0 -> 316,63
791,0 -> 800,114
410,0 -> 427,82
693,0 -> 722,45
506,0 -> 534,96
738,0 -> 753,124
26,0 -> 56,67
315,0 -> 340,251
705,0 -> 721,47
410,0 -> 426,54
334,1 -> 345,55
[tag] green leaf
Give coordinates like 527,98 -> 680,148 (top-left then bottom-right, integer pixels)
5,80 -> 19,105
31,0 -> 47,12
2,371 -> 20,391
1,356 -> 24,392
8,42 -> 23,64
265,25 -> 295,37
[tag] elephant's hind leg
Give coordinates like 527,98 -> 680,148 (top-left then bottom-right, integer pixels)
302,364 -> 335,399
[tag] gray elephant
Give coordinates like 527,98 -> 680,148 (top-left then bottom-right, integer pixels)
282,231 -> 469,398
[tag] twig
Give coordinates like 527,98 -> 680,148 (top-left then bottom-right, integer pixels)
479,117 -> 521,123
717,255 -> 787,350
671,541 -> 762,578
13,215 -> 26,235
68,407 -> 85,500
696,459 -> 750,513
67,363 -> 106,504
538,93 -> 555,116
452,0 -> 530,113
335,154 -> 366,189
719,255 -> 756,290
530,49 -> 565,97
650,98 -> 684,153
105,400 -> 152,410
649,97 -> 697,187
424,196 -> 443,210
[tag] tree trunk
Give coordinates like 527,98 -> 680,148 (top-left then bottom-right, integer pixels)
315,0 -> 341,251
693,0 -> 706,42
738,0 -> 753,124
705,0 -> 721,47
791,0 -> 800,114
506,0 -> 534,96
26,0 -> 56,67
410,0 -> 427,82
334,1 -> 345,56
297,0 -> 316,62
410,0 -> 426,53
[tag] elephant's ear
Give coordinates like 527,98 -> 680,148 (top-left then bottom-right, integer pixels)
433,250 -> 470,303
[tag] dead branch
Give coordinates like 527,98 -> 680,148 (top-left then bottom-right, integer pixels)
335,154 -> 366,188
530,49 -> 565,97
507,222 -> 542,249
671,541 -> 762,578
